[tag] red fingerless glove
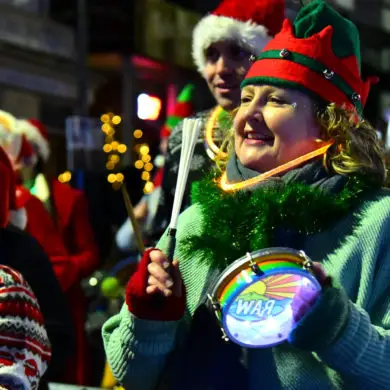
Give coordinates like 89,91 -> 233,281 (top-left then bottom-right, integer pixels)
125,248 -> 186,321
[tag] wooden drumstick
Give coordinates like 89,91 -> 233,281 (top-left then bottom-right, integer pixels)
120,182 -> 145,255
165,118 -> 202,263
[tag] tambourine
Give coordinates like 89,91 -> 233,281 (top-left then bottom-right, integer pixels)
207,247 -> 321,348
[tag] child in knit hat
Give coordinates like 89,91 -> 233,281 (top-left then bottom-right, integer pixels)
0,265 -> 51,390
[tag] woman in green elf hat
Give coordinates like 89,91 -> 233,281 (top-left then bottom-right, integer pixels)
102,1 -> 389,389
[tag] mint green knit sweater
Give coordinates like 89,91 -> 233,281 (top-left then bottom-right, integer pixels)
102,190 -> 390,390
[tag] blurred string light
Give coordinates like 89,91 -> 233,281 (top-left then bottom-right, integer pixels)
58,170 -> 72,183
100,112 -> 127,190
132,128 -> 155,194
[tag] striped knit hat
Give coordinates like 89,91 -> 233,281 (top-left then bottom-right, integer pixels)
0,265 -> 51,390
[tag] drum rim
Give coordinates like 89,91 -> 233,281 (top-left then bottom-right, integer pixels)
221,268 -> 322,348
210,247 -> 312,299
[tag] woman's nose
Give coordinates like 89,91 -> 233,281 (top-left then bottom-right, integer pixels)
245,103 -> 264,123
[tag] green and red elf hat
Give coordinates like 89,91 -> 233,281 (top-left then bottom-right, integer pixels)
160,84 -> 195,139
241,0 -> 378,117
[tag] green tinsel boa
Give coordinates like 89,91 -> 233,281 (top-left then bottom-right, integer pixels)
179,174 -> 371,270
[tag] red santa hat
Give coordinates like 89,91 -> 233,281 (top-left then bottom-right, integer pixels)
0,147 -> 27,230
192,0 -> 285,75
0,265 -> 51,390
16,119 -> 50,162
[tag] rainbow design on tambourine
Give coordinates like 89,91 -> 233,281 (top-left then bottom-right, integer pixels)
220,259 -> 303,309
213,253 -> 321,348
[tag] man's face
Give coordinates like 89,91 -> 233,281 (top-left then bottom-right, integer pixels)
204,40 -> 252,111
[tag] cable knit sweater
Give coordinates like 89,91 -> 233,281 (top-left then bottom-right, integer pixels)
102,189 -> 390,390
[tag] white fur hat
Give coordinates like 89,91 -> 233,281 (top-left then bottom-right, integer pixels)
192,0 -> 285,75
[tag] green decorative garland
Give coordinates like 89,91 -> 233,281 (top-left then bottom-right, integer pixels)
179,173 -> 372,270
217,108 -> 233,131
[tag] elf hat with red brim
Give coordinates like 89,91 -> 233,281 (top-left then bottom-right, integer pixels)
241,0 -> 378,117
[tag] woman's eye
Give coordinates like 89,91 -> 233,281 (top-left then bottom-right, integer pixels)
241,95 -> 252,104
268,96 -> 286,104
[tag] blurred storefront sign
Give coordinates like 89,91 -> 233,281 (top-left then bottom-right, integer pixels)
65,116 -> 105,171
0,3 -> 74,58
140,0 -> 200,69
0,67 -> 78,99
0,0 -> 50,15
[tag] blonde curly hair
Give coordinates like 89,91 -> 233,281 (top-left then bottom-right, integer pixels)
215,104 -> 387,186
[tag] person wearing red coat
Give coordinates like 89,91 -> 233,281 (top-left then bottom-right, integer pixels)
14,118 -> 100,385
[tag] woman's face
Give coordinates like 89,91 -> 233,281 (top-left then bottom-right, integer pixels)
204,41 -> 252,111
234,85 -> 321,172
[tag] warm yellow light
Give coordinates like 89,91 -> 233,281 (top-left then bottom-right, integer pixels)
141,154 -> 151,163
134,160 -> 144,169
144,162 -> 153,172
109,154 -> 120,163
112,115 -> 122,125
58,174 -> 65,183
141,171 -> 150,181
117,144 -> 127,154
63,171 -> 72,182
101,114 -> 110,123
106,161 -> 115,170
105,136 -> 114,144
101,123 -> 111,133
107,173 -> 116,183
139,145 -> 150,155
116,173 -> 124,182
143,181 -> 154,194
111,141 -> 119,150
133,129 -> 143,139
103,144 -> 112,153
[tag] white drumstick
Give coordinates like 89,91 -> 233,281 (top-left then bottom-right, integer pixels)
165,118 -> 202,262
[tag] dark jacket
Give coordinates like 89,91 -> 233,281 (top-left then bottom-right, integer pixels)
0,224 -> 74,386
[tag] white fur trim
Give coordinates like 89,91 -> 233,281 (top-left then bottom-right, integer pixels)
9,208 -> 27,230
0,110 -> 16,132
192,14 -> 272,75
16,120 -> 50,162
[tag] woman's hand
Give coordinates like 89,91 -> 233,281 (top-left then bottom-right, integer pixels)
126,248 -> 186,321
288,262 -> 350,351
146,250 -> 183,298
292,262 -> 329,323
